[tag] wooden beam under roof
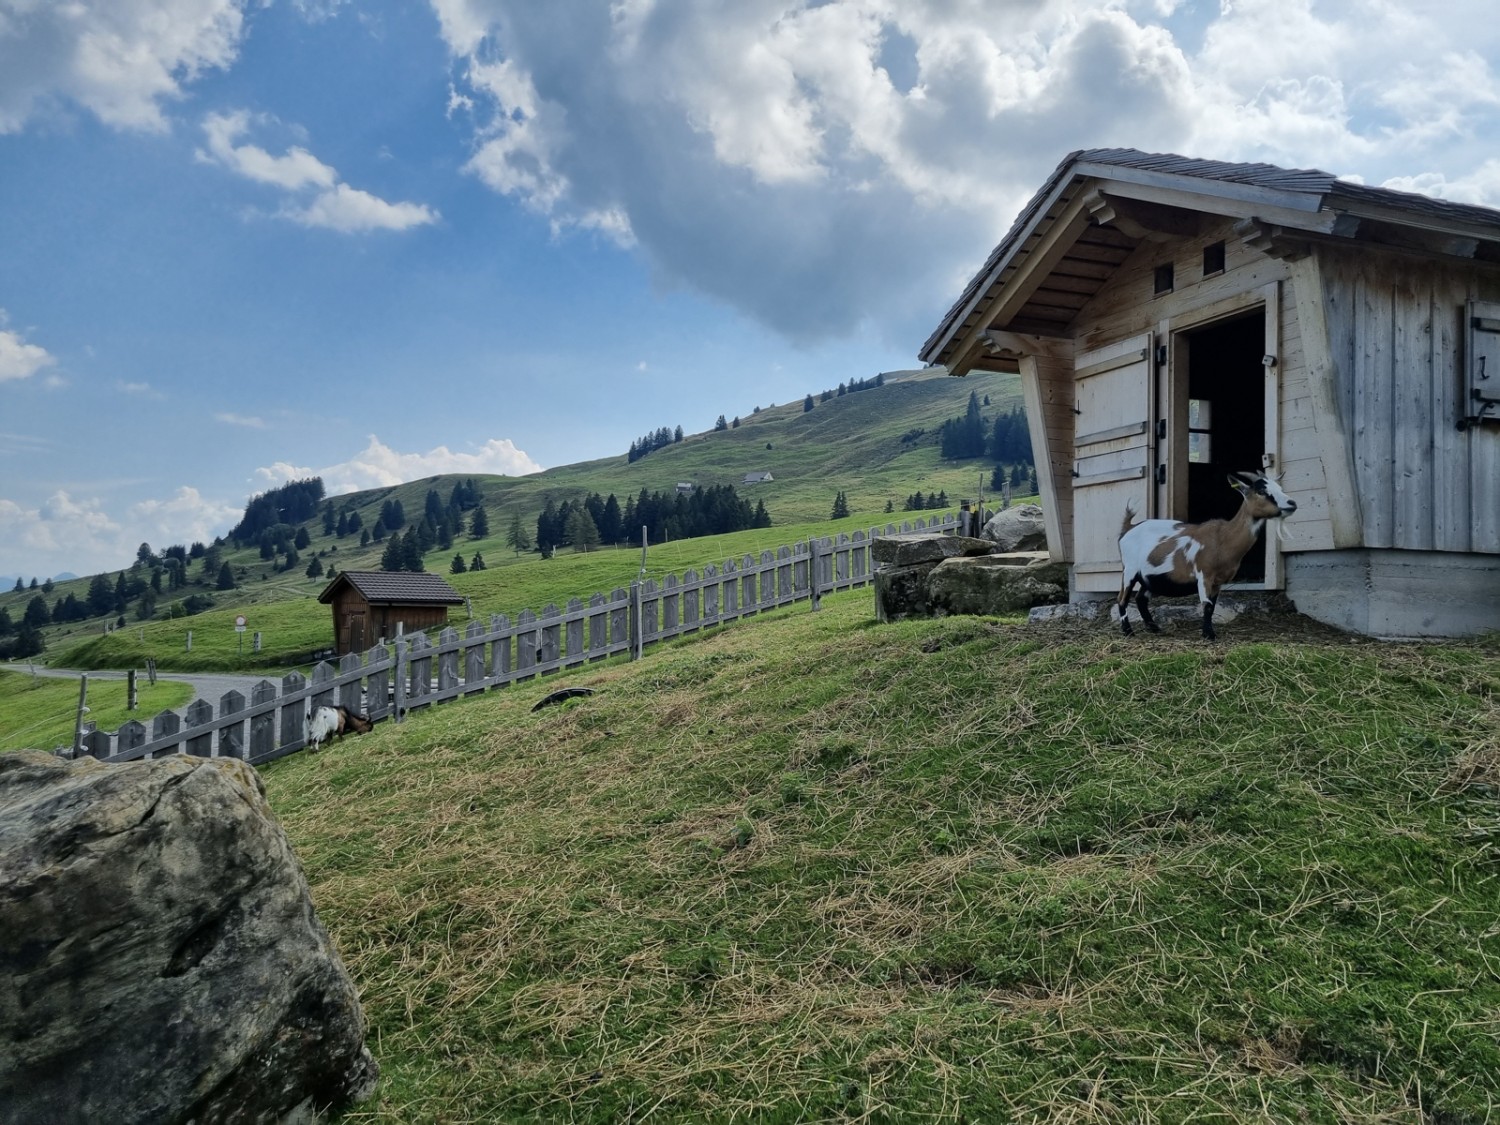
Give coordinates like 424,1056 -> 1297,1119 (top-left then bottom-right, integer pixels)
1083,189 -> 1203,242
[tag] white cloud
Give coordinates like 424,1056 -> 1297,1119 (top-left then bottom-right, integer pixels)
253,434 -> 543,494
198,110 -> 338,191
214,411 -> 265,428
0,321 -> 56,383
432,0 -> 1500,344
0,485 -> 241,578
127,486 -> 241,547
0,0 -> 245,134
117,379 -> 164,398
280,182 -> 439,233
197,110 -> 439,233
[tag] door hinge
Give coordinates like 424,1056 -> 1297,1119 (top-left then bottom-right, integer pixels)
1156,464 -> 1166,485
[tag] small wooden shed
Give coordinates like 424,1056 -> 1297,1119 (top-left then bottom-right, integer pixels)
317,571 -> 465,656
920,149 -> 1500,637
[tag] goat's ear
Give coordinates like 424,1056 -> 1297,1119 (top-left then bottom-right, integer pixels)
1227,473 -> 1249,493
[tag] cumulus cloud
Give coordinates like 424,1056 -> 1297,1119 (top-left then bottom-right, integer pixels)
0,0 -> 245,133
0,320 -> 56,383
431,0 -> 1500,345
197,110 -> 439,232
0,485 -> 241,578
253,434 -> 543,494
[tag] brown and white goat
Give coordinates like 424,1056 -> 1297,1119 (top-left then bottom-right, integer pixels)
1117,471 -> 1297,641
308,703 -> 375,751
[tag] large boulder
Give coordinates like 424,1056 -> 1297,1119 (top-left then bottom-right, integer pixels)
927,555 -> 1069,616
981,504 -> 1049,552
871,532 -> 993,569
0,751 -> 377,1125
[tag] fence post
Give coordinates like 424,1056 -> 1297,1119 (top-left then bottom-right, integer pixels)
630,580 -> 643,661
393,635 -> 407,724
72,674 -> 88,759
127,669 -> 137,712
810,540 -> 821,611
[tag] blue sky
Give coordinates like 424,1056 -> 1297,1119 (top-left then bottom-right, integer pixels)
3,0 -> 1499,581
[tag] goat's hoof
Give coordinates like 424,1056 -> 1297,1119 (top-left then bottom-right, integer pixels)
1145,622 -> 1161,634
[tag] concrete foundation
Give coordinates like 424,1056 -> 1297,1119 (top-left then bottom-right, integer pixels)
1283,549 -> 1500,638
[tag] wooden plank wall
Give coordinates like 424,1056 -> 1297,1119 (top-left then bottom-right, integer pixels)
1318,247 -> 1500,554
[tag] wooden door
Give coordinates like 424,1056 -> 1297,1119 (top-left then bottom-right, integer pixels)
1072,333 -> 1154,592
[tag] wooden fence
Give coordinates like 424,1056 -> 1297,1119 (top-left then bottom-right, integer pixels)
60,516 -> 957,767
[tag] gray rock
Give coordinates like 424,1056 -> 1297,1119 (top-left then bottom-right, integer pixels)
0,751 -> 377,1125
981,504 -> 1048,552
927,555 -> 1068,616
874,563 -> 936,623
1029,600 -> 1107,624
871,532 -> 992,569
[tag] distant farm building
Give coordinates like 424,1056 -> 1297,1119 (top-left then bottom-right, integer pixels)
317,570 -> 464,656
676,481 -> 695,494
921,148 -> 1500,637
742,471 -> 775,484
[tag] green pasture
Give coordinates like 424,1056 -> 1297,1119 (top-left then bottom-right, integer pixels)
0,669 -> 194,754
256,593 -> 1500,1123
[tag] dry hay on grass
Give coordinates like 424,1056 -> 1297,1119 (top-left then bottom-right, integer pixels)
265,594 -> 1500,1124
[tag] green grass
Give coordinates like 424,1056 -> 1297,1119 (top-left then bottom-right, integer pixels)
0,669 -> 194,753
44,511 -> 978,674
257,596 -> 1500,1123
7,367 -> 1021,665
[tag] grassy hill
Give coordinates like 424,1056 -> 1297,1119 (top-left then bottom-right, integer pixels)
255,591 -> 1500,1123
5,368 -> 1025,672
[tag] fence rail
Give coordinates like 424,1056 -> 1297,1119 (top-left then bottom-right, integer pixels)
59,516 -> 957,766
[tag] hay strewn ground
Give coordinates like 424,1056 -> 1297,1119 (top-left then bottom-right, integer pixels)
263,595 -> 1500,1124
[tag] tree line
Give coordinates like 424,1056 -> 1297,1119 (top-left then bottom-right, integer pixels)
530,484 -> 771,557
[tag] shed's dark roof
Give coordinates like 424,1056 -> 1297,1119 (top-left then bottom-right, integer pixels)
317,570 -> 464,606
920,148 -> 1500,365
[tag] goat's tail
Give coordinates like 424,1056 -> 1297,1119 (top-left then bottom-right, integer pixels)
1119,500 -> 1137,541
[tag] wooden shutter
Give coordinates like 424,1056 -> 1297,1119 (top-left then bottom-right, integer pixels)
1071,333 -> 1154,592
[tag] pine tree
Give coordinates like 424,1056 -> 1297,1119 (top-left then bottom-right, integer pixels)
217,562 -> 237,590
565,507 -> 601,552
830,491 -> 850,519
450,553 -> 467,574
506,511 -> 531,554
380,534 -> 404,571
306,557 -> 324,579
294,526 -> 311,550
470,552 -> 486,572
469,505 -> 489,539
322,501 -> 336,535
24,595 -> 50,628
714,414 -> 728,431
401,528 -> 424,572
803,394 -> 815,412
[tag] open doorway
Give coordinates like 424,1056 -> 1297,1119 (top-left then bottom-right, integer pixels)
1181,309 -> 1268,581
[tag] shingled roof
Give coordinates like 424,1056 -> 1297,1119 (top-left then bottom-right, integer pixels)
920,148 -> 1500,369
317,570 -> 464,606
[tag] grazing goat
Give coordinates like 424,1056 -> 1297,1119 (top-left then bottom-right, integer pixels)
308,704 -> 374,751
1117,471 -> 1297,641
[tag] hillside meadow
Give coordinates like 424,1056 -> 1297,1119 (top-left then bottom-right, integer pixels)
0,670 -> 194,753
2,367 -> 1025,667
46,512 -> 972,674
255,591 -> 1500,1124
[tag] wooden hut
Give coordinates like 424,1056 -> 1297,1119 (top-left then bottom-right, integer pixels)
920,149 -> 1500,637
317,571 -> 465,656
